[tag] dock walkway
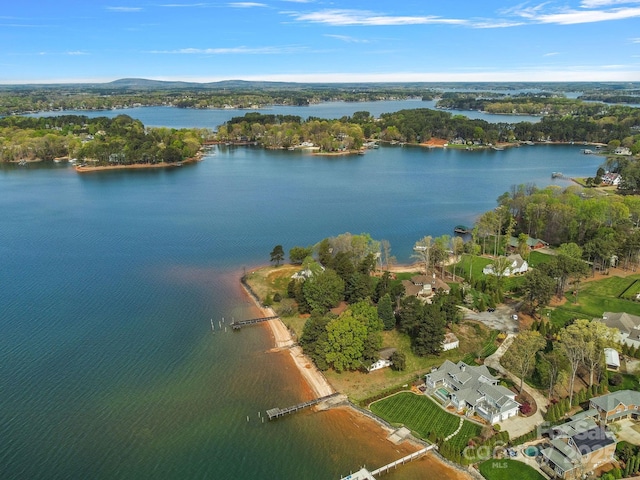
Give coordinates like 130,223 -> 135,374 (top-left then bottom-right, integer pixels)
266,392 -> 341,420
231,316 -> 278,330
340,445 -> 435,479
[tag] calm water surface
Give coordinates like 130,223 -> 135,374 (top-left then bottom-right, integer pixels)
23,99 -> 541,128
0,108 -> 602,479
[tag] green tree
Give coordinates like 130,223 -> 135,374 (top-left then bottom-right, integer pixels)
521,268 -> 556,316
324,312 -> 368,372
390,351 -> 406,371
501,330 -> 546,392
377,293 -> 396,330
270,244 -> 285,266
302,269 -> 345,314
289,245 -> 312,264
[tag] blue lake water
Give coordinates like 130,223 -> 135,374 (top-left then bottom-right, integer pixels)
0,106 -> 603,479
23,99 -> 541,128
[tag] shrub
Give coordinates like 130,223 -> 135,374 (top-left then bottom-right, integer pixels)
609,373 -> 624,387
520,402 -> 532,415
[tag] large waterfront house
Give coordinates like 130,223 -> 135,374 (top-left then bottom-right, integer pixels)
482,253 -> 528,276
425,360 -> 519,424
401,275 -> 450,303
594,312 -> 640,348
540,416 -> 616,479
589,389 -> 640,424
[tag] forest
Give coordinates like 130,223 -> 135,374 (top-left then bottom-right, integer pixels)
218,103 -> 640,152
0,114 -> 210,164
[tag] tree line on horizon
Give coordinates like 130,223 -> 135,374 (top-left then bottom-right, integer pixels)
218,102 -> 640,152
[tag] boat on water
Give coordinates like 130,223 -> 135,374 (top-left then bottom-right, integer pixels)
551,172 -> 563,178
454,225 -> 471,234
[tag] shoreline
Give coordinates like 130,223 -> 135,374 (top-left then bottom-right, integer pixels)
238,267 -> 475,480
74,152 -> 203,173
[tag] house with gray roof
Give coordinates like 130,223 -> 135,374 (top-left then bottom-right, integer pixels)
425,360 -> 519,424
594,312 -> 640,348
589,389 -> 640,424
482,253 -> 528,276
540,416 -> 616,479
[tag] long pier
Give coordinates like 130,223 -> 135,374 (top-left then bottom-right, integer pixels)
340,445 -> 435,479
231,316 -> 279,330
266,392 -> 341,420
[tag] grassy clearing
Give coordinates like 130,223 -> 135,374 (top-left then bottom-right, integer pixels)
370,392 -> 481,449
553,274 -> 640,326
478,459 -> 545,480
326,321 -> 497,401
243,264 -> 299,301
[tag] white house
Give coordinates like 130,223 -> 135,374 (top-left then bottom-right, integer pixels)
595,312 -> 639,348
442,332 -> 459,351
482,253 -> 528,277
368,347 -> 396,372
604,348 -> 620,371
425,360 -> 520,424
602,172 -> 622,186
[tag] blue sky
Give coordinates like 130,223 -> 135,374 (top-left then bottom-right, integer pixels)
2,0 -> 640,84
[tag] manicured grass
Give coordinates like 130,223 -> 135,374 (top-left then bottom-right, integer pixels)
453,255 -> 494,282
553,274 -> 640,326
370,392 -> 481,450
479,459 -> 545,480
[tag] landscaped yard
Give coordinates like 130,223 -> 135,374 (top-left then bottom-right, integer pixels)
551,273 -> 640,327
370,392 -> 482,451
478,459 -> 545,480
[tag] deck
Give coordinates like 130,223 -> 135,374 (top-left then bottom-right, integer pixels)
266,393 -> 341,420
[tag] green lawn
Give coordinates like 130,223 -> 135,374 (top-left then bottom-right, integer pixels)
370,392 -> 481,450
552,274 -> 640,327
479,459 -> 545,480
609,373 -> 640,392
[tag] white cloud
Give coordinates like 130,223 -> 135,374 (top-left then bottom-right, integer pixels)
540,7 -> 640,24
471,20 -> 525,28
228,2 -> 267,7
580,0 -> 640,7
150,45 -> 303,54
323,34 -> 370,43
631,37 -> 640,42
158,3 -> 210,7
106,6 -> 143,12
510,2 -> 640,24
67,51 -> 89,56
543,52 -> 560,56
287,9 -> 467,26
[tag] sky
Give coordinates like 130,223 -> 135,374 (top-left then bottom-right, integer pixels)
2,0 -> 640,84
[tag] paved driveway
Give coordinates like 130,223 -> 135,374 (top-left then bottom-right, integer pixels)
484,334 -> 548,439
459,304 -> 520,333
613,418 -> 640,444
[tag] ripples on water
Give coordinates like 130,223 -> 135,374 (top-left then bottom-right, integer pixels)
0,134 -> 601,479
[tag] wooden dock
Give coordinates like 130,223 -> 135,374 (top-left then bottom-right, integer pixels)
231,316 -> 279,330
266,392 -> 340,420
340,445 -> 435,479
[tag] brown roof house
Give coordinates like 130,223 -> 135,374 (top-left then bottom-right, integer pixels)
402,274 -> 449,303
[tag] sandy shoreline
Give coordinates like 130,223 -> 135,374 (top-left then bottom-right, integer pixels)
239,269 -> 474,479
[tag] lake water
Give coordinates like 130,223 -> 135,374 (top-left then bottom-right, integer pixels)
0,107 -> 602,479
23,99 -> 541,129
